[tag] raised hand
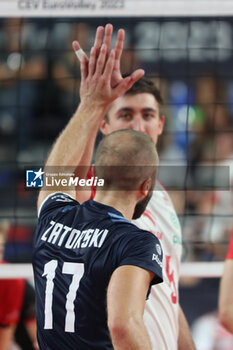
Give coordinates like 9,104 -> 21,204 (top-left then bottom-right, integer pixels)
72,23 -> 144,105
78,44 -> 131,108
91,24 -> 127,88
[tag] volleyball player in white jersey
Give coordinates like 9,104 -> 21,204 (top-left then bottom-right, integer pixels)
72,24 -> 195,349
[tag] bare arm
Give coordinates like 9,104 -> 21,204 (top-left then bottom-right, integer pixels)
219,259 -> 233,333
72,24 -> 144,203
107,265 -> 154,350
24,319 -> 39,350
0,325 -> 16,350
37,24 -> 144,211
178,305 -> 196,350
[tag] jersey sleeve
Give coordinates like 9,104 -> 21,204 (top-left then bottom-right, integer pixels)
0,279 -> 25,326
38,192 -> 79,220
118,230 -> 163,285
226,229 -> 233,260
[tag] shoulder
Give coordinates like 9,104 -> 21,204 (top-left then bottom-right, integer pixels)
156,179 -> 168,192
110,215 -> 155,236
148,180 -> 177,212
155,180 -> 172,201
115,220 -> 161,250
38,192 -> 79,220
104,214 -> 160,251
115,225 -> 163,285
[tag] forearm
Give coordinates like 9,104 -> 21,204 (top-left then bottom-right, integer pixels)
46,103 -> 106,169
47,23 -> 142,174
108,266 -> 155,350
110,317 -> 152,350
37,102 -> 106,207
38,24 -> 144,209
0,325 -> 16,350
25,319 -> 39,350
178,305 -> 196,350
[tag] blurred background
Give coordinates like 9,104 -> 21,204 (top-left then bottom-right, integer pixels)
0,17 -> 232,348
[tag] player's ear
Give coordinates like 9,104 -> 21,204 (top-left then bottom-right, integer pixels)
140,177 -> 152,197
99,119 -> 108,135
158,115 -> 165,135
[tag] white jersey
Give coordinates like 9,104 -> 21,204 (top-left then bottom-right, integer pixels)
133,180 -> 182,350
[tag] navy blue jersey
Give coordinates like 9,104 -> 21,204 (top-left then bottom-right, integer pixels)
33,193 -> 163,350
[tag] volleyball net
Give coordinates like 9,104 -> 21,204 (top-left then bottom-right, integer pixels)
0,0 -> 232,279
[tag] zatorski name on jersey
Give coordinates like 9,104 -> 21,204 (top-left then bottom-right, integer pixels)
40,219 -> 109,250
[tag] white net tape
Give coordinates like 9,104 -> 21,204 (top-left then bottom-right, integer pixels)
0,262 -> 224,279
1,0 -> 233,17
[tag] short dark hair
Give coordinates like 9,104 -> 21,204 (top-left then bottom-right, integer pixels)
105,76 -> 163,122
124,76 -> 163,105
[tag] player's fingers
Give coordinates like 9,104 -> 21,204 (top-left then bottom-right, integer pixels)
113,76 -> 132,97
113,69 -> 145,96
72,40 -> 80,51
124,69 -> 145,91
114,29 -> 125,70
73,41 -> 89,63
103,23 -> 113,53
94,43 -> 107,77
80,55 -> 88,80
103,49 -> 115,80
93,26 -> 105,53
130,69 -> 145,84
88,46 -> 97,78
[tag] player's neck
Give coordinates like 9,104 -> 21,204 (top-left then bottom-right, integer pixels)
94,191 -> 136,220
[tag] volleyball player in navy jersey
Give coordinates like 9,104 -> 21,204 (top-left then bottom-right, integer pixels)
33,129 -> 163,350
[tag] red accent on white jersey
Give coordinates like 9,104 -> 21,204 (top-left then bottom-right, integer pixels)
142,210 -> 163,240
134,180 -> 182,350
226,228 -> 233,260
143,209 -> 156,227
